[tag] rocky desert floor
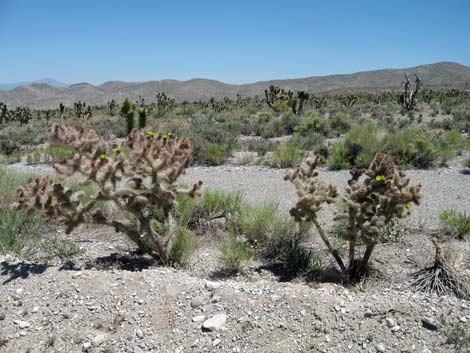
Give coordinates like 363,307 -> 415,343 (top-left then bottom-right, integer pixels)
1,162 -> 470,353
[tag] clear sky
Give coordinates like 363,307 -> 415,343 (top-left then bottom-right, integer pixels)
1,0 -> 469,84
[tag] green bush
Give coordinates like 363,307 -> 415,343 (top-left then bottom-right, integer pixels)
380,217 -> 406,243
328,122 -> 386,169
386,128 -> 438,168
204,143 -> 228,165
168,227 -> 197,266
0,209 -> 44,253
464,157 -> 470,169
288,132 -> 325,152
295,111 -> 328,136
45,145 -> 75,162
218,237 -> 254,273
329,112 -> 352,135
440,209 -> 470,240
201,189 -> 242,220
271,143 -> 305,168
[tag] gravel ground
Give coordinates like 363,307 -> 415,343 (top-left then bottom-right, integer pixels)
2,162 -> 470,352
8,162 -> 470,231
182,165 -> 470,231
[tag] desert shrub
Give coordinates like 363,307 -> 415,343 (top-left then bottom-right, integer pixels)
464,157 -> 470,169
39,238 -> 84,258
286,153 -> 422,281
445,323 -> 470,350
288,132 -> 325,153
380,217 -> 406,243
176,189 -> 242,230
232,202 -> 279,245
0,168 -> 45,253
270,143 -> 305,168
440,209 -> 470,240
204,143 -> 228,165
168,227 -> 197,266
0,138 -> 20,155
295,111 -> 329,136
218,237 -> 254,273
12,124 -> 202,265
329,112 -> 352,135
386,128 -> 438,168
0,209 -> 44,253
329,122 -> 386,169
45,145 -> 75,162
261,113 -> 300,138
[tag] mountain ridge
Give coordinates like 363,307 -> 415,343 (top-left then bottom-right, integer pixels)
1,62 -> 469,109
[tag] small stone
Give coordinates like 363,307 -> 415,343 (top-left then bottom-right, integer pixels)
385,317 -> 395,328
82,342 -> 91,352
375,343 -> 386,352
391,325 -> 400,332
31,307 -> 39,313
205,281 -> 221,291
14,320 -> 30,329
191,296 -> 205,308
202,313 -> 227,331
421,316 -> 439,331
192,315 -> 206,322
133,347 -> 144,353
364,309 -> 373,318
72,271 -> 82,279
136,329 -> 144,338
91,333 -> 106,347
211,295 -> 221,303
213,338 -> 221,347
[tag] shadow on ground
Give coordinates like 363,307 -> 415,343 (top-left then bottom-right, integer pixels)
1,261 -> 50,284
85,252 -> 157,271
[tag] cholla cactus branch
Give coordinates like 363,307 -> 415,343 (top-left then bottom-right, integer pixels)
287,153 -> 422,280
13,123 -> 202,263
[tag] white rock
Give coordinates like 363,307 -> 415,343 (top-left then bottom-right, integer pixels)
14,320 -> 30,329
31,307 -> 39,313
82,342 -> 91,351
213,338 -> 221,347
91,333 -> 107,347
205,281 -> 221,291
202,313 -> 227,331
385,317 -> 395,328
192,315 -> 206,322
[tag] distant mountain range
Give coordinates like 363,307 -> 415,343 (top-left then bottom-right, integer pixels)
1,62 -> 470,109
0,78 -> 69,91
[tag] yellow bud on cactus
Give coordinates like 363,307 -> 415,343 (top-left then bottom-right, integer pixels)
375,175 -> 386,181
146,131 -> 154,138
406,202 -> 412,209
99,154 -> 106,160
162,135 -> 168,140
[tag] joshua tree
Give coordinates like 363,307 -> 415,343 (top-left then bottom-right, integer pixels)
286,153 -> 422,280
291,90 -> 310,115
13,124 -> 202,263
73,101 -> 87,119
310,95 -> 326,109
59,103 -> 65,118
156,92 -> 175,117
13,107 -> 32,125
337,94 -> 358,108
138,106 -> 147,129
400,74 -> 422,111
107,99 -> 117,116
120,98 -> 135,134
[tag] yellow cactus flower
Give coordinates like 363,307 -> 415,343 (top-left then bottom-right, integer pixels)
375,175 -> 386,182
146,131 -> 154,138
406,202 -> 412,209
99,154 -> 106,160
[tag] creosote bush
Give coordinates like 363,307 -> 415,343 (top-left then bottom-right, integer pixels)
12,124 -> 202,265
440,209 -> 470,240
286,153 -> 422,280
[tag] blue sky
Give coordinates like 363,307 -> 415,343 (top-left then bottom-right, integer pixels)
1,0 -> 469,84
